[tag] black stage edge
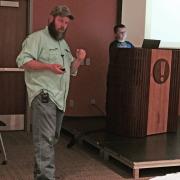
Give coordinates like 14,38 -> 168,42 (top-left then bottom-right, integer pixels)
62,116 -> 180,179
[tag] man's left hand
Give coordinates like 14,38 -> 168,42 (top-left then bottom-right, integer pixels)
76,49 -> 86,61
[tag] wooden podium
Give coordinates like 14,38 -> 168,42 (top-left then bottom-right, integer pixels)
106,48 -> 180,137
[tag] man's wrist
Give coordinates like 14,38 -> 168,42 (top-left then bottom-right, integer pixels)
75,58 -> 82,62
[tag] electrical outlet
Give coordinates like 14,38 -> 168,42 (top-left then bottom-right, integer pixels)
69,99 -> 74,108
86,57 -> 91,65
90,98 -> 96,105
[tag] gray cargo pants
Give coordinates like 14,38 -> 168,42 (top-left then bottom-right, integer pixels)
31,94 -> 64,180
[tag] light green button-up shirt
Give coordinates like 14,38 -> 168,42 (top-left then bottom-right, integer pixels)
16,27 -> 74,111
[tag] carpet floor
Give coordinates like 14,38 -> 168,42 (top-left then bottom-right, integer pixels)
0,131 -> 178,180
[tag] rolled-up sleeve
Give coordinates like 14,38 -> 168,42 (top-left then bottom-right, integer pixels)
70,58 -> 78,76
16,34 -> 39,68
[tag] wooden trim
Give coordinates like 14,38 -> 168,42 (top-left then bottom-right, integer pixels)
0,114 -> 24,131
0,1 -> 19,8
134,159 -> 180,169
0,68 -> 24,72
116,0 -> 122,24
105,148 -> 180,179
28,0 -> 33,33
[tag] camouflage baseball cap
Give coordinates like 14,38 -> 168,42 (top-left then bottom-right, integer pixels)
50,5 -> 74,20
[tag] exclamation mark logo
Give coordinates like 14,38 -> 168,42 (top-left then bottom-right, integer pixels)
153,59 -> 170,84
160,61 -> 166,82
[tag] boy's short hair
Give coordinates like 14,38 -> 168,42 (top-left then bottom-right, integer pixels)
113,24 -> 126,33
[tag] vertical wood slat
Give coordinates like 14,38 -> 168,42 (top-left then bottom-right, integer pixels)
106,48 -> 151,137
167,50 -> 180,132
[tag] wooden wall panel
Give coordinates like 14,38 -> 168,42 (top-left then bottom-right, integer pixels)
0,0 -> 27,67
0,0 -> 28,130
0,72 -> 26,114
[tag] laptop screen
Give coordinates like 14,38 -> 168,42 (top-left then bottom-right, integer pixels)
142,39 -> 161,49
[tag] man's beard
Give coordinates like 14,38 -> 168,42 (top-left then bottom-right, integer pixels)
48,21 -> 67,41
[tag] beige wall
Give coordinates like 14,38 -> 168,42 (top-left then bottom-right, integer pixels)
122,0 -> 146,47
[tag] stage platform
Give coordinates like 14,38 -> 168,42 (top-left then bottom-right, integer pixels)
62,116 -> 180,179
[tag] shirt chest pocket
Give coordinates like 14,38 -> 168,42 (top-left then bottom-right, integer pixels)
38,48 -> 60,64
49,48 -> 60,63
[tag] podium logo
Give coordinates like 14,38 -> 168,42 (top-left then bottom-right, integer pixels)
153,59 -> 170,84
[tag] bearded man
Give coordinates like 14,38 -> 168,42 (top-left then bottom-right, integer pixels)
16,5 -> 86,180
